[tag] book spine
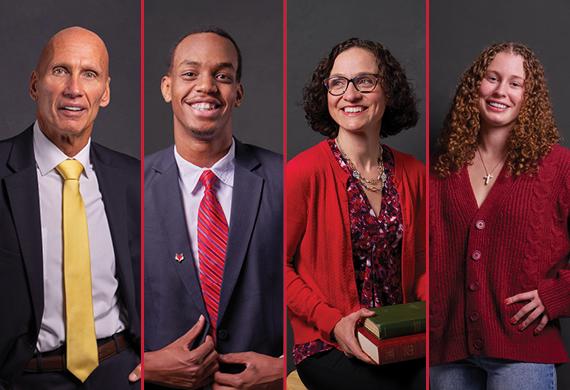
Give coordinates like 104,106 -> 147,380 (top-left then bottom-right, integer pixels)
378,319 -> 426,339
377,336 -> 426,364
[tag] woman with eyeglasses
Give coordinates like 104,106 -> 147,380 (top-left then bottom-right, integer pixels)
430,42 -> 570,390
286,38 -> 426,389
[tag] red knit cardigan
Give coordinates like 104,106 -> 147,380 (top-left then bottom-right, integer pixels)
430,145 -> 570,365
286,141 -> 426,346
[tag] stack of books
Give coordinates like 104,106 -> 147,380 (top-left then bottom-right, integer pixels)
357,301 -> 426,365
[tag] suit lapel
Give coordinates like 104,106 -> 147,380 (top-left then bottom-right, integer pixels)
91,144 -> 137,316
217,141 -> 263,326
150,151 -> 208,317
4,127 -> 44,331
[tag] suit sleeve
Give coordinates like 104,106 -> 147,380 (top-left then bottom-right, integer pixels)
285,158 -> 343,342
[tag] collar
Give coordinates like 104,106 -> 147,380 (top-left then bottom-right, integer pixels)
33,120 -> 92,179
174,138 -> 235,194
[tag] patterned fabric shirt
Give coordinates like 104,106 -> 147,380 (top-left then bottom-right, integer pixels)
293,139 -> 404,365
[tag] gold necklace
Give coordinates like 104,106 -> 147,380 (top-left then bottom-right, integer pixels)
477,148 -> 505,186
336,139 -> 386,192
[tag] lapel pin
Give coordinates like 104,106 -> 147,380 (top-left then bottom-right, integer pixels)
174,253 -> 185,263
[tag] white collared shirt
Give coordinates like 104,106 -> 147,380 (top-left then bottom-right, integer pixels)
174,140 -> 235,269
33,121 -> 125,352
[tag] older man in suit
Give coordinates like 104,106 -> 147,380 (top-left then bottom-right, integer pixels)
0,27 -> 140,389
141,28 -> 283,389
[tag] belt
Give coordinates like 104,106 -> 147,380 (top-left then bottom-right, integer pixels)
24,333 -> 129,372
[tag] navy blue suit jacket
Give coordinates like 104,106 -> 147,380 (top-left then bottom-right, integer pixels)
144,140 -> 283,385
0,126 -> 141,388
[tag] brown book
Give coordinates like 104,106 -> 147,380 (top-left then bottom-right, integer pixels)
357,327 -> 425,365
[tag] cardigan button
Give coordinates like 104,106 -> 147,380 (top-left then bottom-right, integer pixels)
471,250 -> 481,261
469,312 -> 480,322
473,339 -> 483,350
469,281 -> 480,291
475,220 -> 485,230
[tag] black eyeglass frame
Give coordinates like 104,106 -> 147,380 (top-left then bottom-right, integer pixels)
323,73 -> 381,96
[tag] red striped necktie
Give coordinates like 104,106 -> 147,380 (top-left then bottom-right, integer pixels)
197,170 -> 228,332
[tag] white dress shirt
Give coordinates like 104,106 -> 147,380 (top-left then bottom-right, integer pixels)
174,140 -> 235,270
33,122 -> 125,352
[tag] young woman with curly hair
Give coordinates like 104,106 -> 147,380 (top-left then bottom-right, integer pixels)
430,42 -> 570,390
286,38 -> 426,389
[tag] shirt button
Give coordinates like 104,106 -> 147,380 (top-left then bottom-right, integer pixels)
471,250 -> 481,261
473,339 -> 483,350
469,312 -> 480,322
218,328 -> 229,340
475,220 -> 485,230
469,281 -> 480,291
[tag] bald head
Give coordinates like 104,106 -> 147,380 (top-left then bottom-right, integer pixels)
36,26 -> 109,77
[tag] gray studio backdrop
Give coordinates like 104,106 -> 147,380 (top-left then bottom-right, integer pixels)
144,0 -> 283,155
286,0 -> 426,373
0,0 -> 140,158
431,1 -> 570,388
287,0 -> 426,161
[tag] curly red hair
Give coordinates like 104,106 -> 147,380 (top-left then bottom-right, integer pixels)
435,42 -> 559,177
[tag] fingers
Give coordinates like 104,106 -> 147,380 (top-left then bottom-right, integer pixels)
191,335 -> 216,362
218,352 -> 249,365
128,363 -> 141,382
342,330 -> 375,364
534,314 -> 549,334
357,308 -> 376,318
505,290 -> 535,305
519,305 -> 545,331
174,314 -> 205,347
214,371 -> 245,388
510,300 -> 537,324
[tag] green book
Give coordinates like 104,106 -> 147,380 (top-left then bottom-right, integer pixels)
363,302 -> 426,339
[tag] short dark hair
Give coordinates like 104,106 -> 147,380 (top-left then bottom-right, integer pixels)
167,27 -> 243,81
303,38 -> 418,138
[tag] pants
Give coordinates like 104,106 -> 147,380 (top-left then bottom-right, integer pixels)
12,348 -> 140,390
430,357 -> 557,390
296,348 -> 425,390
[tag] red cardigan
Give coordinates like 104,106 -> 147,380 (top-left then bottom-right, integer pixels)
430,145 -> 570,365
286,141 -> 426,345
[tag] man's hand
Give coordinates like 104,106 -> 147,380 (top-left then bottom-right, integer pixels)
506,289 -> 550,334
212,352 -> 282,390
143,315 -> 219,389
333,308 -> 376,364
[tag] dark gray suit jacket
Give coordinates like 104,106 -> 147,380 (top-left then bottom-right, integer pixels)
144,140 -> 283,388
0,126 -> 141,388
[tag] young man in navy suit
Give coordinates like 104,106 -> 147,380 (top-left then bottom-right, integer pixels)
141,29 -> 283,389
0,27 -> 140,389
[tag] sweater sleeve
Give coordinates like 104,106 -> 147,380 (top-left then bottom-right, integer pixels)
285,158 -> 343,341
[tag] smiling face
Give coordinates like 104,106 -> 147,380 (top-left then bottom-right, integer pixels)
327,47 -> 386,136
30,27 -> 110,152
478,51 -> 525,131
161,32 -> 243,142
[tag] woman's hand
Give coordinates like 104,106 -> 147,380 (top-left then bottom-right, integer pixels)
332,308 -> 376,364
505,290 -> 550,334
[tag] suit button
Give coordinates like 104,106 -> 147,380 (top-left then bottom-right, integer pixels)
218,328 -> 229,340
473,339 -> 483,350
471,250 -> 481,261
469,312 -> 480,322
475,220 -> 485,230
469,281 -> 480,291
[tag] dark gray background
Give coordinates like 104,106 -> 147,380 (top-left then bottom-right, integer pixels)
431,1 -> 569,388
286,0 -> 426,374
0,0 -> 140,158
144,0 -> 283,155
287,0 -> 426,161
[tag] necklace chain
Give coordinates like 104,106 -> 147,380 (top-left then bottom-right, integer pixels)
335,138 -> 386,192
477,148 -> 505,186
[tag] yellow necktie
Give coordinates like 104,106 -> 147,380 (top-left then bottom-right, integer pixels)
56,160 -> 98,382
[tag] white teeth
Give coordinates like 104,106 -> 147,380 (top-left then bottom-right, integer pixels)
191,102 -> 217,111
488,101 -> 508,109
63,106 -> 82,111
344,106 -> 363,113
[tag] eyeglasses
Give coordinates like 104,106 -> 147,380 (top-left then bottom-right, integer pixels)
323,73 -> 381,96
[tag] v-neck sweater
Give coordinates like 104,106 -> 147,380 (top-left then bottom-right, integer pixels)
286,140 -> 426,345
430,145 -> 570,365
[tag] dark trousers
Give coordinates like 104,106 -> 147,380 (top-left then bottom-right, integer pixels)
297,348 -> 425,390
12,348 -> 140,390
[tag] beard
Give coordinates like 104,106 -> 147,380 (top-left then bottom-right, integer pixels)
189,126 -> 218,141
